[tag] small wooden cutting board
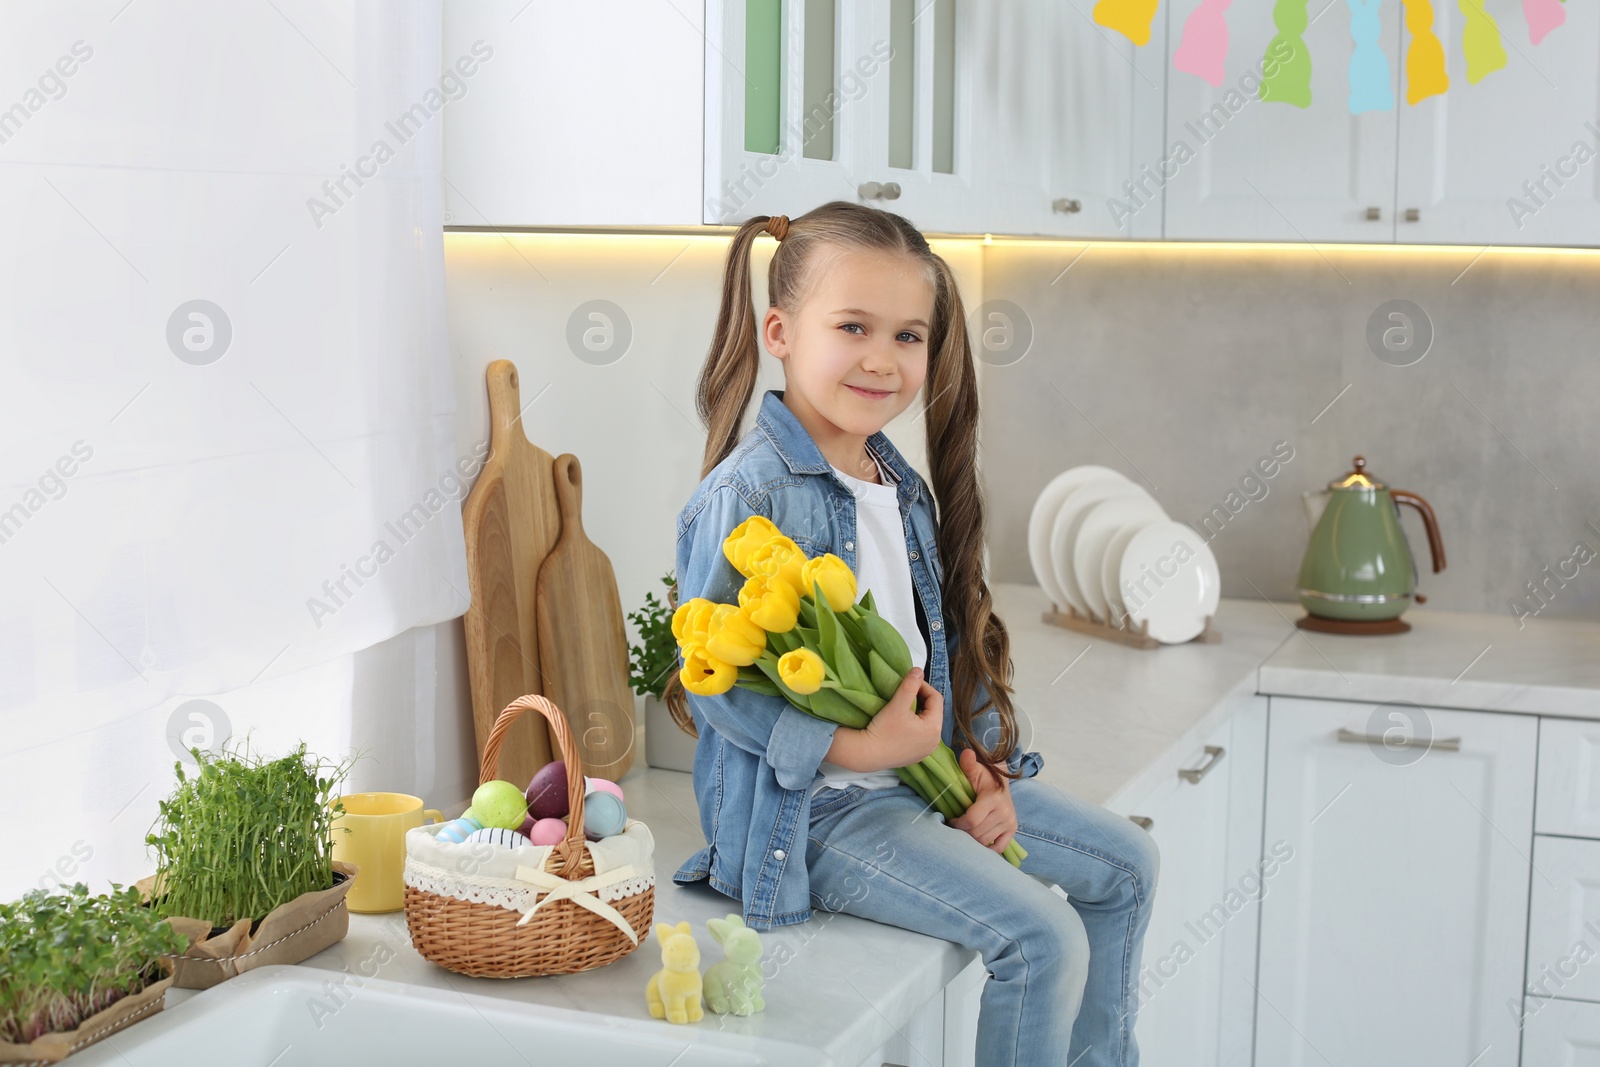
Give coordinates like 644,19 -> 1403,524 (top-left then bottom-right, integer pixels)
533,453 -> 636,782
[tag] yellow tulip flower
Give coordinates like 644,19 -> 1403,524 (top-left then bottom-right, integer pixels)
738,574 -> 800,633
680,641 -> 736,696
704,603 -> 767,667
722,515 -> 784,577
801,554 -> 857,612
777,648 -> 826,695
671,597 -> 718,644
749,536 -> 808,603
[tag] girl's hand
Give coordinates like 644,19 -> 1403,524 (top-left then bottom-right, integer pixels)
950,748 -> 1018,856
863,668 -> 944,768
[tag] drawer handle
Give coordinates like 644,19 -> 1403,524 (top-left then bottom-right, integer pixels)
1128,815 -> 1153,831
1336,727 -> 1461,752
1178,745 -> 1226,784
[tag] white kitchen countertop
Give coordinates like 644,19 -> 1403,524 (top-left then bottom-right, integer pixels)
158,585 -> 1599,1066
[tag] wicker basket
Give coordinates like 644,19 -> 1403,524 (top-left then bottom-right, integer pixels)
402,694 -> 655,978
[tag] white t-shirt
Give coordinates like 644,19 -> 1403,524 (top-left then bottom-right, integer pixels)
813,446 -> 930,796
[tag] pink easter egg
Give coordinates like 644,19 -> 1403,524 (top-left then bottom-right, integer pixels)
585,776 -> 625,803
527,817 -> 568,846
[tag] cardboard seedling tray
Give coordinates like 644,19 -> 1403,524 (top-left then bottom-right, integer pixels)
135,861 -> 357,990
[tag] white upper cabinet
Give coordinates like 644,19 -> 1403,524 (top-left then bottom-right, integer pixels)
441,1 -> 1598,245
442,1 -> 704,227
1395,0 -> 1600,247
1024,0 -> 1169,239
705,0 -> 873,225
704,0 -> 1166,237
1162,0 -> 1401,242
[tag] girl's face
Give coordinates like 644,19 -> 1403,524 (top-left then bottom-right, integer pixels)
763,246 -> 936,456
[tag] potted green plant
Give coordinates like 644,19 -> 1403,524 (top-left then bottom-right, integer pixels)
0,882 -> 186,1063
138,738 -> 361,989
629,569 -> 696,772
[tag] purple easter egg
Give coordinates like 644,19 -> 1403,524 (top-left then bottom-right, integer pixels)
525,760 -> 570,820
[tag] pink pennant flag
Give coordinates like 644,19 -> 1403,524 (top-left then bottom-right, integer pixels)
1523,0 -> 1564,44
1175,0 -> 1233,85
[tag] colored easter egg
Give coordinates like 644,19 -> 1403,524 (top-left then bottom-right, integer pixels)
471,780 -> 529,830
525,760 -> 570,820
464,827 -> 532,848
581,790 -> 627,841
585,776 -> 625,803
527,817 -> 568,846
436,817 -> 482,844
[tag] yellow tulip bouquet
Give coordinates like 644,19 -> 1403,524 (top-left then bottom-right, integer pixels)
673,516 -> 1027,867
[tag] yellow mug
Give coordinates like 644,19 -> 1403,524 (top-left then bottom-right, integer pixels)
331,792 -> 443,914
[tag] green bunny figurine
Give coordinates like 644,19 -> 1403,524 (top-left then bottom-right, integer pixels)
646,920 -> 704,1024
704,913 -> 766,1016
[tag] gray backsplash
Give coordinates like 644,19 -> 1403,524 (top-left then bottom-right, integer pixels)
978,241 -> 1600,624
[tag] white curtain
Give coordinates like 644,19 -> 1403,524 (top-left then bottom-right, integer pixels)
0,1 -> 469,899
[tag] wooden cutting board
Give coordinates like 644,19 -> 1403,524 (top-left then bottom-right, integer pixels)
460,360 -> 560,789
533,453 -> 636,782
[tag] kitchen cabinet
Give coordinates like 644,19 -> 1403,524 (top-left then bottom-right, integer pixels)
1395,0 -> 1600,247
938,699 -> 1265,1067
1254,697 -> 1536,1067
440,1 -> 705,227
1001,0 -> 1169,239
1127,697 -> 1266,1067
1521,995 -> 1600,1061
708,0 -> 1165,237
1161,0 -> 1400,242
448,0 -> 1158,236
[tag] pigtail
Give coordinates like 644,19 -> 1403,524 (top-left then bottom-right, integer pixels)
666,216 -> 776,738
696,216 -> 776,478
923,253 -> 1022,784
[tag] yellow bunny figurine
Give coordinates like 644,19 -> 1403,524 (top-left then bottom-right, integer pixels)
645,920 -> 704,1024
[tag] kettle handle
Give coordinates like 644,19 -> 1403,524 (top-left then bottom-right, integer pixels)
1391,490 -> 1446,573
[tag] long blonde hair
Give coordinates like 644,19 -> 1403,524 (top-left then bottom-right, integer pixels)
664,200 -> 1023,783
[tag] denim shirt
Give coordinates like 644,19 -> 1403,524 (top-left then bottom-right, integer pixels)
670,388 -> 1044,930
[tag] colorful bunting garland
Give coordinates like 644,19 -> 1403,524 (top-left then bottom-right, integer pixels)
1092,0 -> 1566,111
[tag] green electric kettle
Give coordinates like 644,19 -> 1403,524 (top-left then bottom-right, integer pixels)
1296,456 -> 1446,631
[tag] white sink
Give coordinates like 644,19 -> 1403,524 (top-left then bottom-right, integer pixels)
72,966 -> 833,1067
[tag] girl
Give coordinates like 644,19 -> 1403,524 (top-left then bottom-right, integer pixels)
665,201 -> 1160,1067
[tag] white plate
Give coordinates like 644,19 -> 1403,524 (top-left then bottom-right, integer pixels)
1118,521 -> 1222,643
1027,466 -> 1125,610
1073,496 -> 1169,622
1050,477 -> 1153,616
1101,518 -> 1162,625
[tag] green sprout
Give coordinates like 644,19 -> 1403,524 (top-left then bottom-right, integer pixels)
143,737 -> 357,929
0,881 -> 185,1045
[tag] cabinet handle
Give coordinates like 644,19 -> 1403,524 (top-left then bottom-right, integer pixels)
858,181 -> 903,201
1365,206 -> 1382,221
1128,815 -> 1153,831
1336,727 -> 1460,751
1177,744 -> 1226,783
1404,208 -> 1420,222
1052,197 -> 1083,214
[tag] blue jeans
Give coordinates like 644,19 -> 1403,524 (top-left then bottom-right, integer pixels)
805,776 -> 1160,1067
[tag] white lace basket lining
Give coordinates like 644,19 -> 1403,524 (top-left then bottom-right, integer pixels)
402,818 -> 655,911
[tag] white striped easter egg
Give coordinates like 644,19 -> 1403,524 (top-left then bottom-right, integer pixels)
464,827 -> 532,848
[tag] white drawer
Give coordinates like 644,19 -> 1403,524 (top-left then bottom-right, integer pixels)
1527,836 -> 1600,1004
1521,994 -> 1600,1062
1536,718 -> 1600,838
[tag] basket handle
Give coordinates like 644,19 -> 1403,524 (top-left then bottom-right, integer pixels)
480,694 -> 588,878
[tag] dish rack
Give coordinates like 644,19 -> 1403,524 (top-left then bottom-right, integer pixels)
1041,601 -> 1221,650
